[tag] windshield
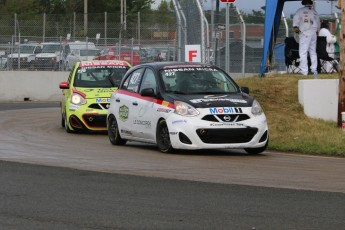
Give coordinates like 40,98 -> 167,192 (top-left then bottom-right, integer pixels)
160,67 -> 240,94
14,46 -> 36,54
79,49 -> 100,56
74,66 -> 128,88
42,44 -> 61,53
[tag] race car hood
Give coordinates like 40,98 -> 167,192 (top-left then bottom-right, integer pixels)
167,93 -> 254,108
75,87 -> 117,99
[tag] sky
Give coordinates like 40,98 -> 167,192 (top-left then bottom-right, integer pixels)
152,0 -> 340,17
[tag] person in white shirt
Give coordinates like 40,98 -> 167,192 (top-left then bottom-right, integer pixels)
318,20 -> 337,73
293,0 -> 320,76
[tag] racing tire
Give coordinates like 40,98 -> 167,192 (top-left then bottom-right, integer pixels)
61,113 -> 65,128
156,119 -> 174,153
64,113 -> 72,133
244,140 -> 268,155
108,116 -> 127,145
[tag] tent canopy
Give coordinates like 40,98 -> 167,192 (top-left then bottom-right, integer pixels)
259,0 -> 334,77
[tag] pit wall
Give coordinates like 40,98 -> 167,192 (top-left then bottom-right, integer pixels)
0,71 -> 339,123
298,79 -> 338,122
0,71 -> 69,102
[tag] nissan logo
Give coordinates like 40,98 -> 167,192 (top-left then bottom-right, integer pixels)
223,115 -> 231,122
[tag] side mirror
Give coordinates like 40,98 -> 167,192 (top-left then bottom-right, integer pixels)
240,86 -> 249,94
140,88 -> 155,97
59,81 -> 69,89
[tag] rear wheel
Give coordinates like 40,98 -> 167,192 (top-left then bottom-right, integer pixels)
108,116 -> 127,145
156,119 -> 174,153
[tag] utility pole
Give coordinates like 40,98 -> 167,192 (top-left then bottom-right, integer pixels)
338,0 -> 345,127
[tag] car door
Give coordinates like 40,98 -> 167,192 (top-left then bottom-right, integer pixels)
133,68 -> 158,140
115,68 -> 144,139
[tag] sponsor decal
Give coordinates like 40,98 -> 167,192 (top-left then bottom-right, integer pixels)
169,132 -> 178,135
163,65 -> 204,69
84,89 -> 95,92
172,119 -> 187,124
210,123 -> 244,127
161,101 -> 170,107
79,60 -> 127,67
209,107 -> 243,114
133,120 -> 151,127
97,89 -> 114,93
204,95 -> 228,99
195,67 -> 217,71
119,105 -> 129,121
96,98 -> 111,103
157,108 -> 172,113
190,98 -> 247,104
69,104 -> 79,110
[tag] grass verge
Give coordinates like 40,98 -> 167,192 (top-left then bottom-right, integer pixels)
236,73 -> 345,157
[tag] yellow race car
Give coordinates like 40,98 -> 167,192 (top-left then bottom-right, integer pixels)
59,60 -> 131,132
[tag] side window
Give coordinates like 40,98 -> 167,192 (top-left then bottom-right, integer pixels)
122,68 -> 143,93
140,68 -> 157,94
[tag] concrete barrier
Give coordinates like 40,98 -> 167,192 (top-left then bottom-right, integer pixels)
298,79 -> 338,122
0,71 -> 339,123
0,71 -> 69,102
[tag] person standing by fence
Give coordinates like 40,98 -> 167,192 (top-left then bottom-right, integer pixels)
293,0 -> 320,77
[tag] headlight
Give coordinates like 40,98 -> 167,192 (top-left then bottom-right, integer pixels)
174,101 -> 199,116
251,99 -> 263,115
71,93 -> 86,105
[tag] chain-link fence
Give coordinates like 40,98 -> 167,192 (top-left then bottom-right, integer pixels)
0,1 -> 339,74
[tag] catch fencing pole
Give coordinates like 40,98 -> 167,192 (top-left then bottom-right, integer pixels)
282,12 -> 289,37
172,0 -> 182,61
195,0 -> 206,63
236,6 -> 246,76
225,3 -> 230,73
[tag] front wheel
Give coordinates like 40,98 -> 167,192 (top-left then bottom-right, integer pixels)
156,119 -> 174,153
108,116 -> 127,145
244,140 -> 268,155
64,112 -> 72,133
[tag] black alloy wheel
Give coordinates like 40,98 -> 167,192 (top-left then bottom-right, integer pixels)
156,119 -> 174,153
108,115 -> 127,145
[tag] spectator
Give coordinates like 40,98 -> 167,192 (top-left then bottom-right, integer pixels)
293,0 -> 320,76
318,20 -> 337,73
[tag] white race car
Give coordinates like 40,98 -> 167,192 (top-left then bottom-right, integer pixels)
107,62 -> 269,154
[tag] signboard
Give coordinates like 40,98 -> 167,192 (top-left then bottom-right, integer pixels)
220,0 -> 236,2
185,45 -> 201,62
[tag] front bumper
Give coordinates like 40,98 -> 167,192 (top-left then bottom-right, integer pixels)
66,102 -> 110,131
165,108 -> 268,150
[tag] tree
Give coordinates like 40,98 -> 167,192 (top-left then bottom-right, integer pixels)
154,0 -> 175,26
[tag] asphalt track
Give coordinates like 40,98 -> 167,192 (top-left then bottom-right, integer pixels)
0,102 -> 345,229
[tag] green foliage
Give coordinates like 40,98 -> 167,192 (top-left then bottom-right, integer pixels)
155,0 -> 175,25
236,74 -> 345,157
